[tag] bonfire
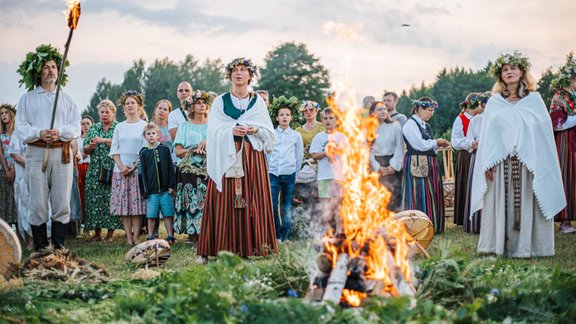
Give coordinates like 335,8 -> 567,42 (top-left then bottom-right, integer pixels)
309,91 -> 419,307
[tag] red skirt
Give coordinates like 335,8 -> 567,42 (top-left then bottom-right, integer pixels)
77,163 -> 89,222
197,140 -> 277,257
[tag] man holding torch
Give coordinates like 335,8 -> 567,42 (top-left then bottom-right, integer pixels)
15,44 -> 81,251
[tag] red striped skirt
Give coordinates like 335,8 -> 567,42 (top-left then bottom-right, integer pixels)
197,140 -> 277,257
77,163 -> 89,222
554,130 -> 576,221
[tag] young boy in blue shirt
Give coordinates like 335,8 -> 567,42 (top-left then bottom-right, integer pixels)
267,97 -> 304,241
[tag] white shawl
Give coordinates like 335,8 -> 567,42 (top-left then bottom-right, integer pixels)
470,92 -> 566,219
206,93 -> 276,192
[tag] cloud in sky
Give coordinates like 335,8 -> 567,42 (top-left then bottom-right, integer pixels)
0,0 -> 574,111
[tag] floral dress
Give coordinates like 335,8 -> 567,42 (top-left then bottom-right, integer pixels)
173,122 -> 208,235
0,133 -> 16,224
83,122 -> 123,231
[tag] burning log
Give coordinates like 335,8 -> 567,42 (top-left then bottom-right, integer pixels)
321,253 -> 349,304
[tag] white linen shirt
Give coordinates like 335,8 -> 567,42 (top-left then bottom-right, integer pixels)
451,112 -> 474,151
402,115 -> 438,153
267,127 -> 304,177
15,86 -> 81,143
370,122 -> 405,172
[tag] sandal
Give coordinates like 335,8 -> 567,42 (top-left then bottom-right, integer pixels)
166,236 -> 175,246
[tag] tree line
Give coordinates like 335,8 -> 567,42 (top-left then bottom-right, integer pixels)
84,41 -> 560,137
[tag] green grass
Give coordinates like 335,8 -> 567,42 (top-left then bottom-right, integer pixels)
6,219 -> 575,323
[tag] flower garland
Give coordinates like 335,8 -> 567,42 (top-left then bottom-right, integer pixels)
490,51 -> 532,77
269,95 -> 302,128
551,52 -> 576,90
461,94 -> 481,110
412,99 -> 439,110
16,44 -> 69,91
117,89 -> 144,107
300,100 -> 320,111
183,90 -> 213,111
225,57 -> 258,79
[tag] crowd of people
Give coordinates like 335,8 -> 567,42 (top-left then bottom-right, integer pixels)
1,44 -> 574,261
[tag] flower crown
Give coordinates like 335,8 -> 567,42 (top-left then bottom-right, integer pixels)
118,90 -> 144,107
225,57 -> 258,79
182,90 -> 212,111
551,52 -> 576,90
16,44 -> 69,91
0,103 -> 17,114
490,51 -> 532,77
269,95 -> 302,128
300,100 -> 320,111
461,94 -> 481,110
480,92 -> 491,104
412,99 -> 438,110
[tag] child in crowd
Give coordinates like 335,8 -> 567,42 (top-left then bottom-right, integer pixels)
267,96 -> 304,242
138,124 -> 177,244
310,108 -> 349,234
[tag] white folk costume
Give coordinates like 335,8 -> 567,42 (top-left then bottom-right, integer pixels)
370,121 -> 404,211
470,93 -> 566,257
451,112 -> 473,226
401,115 -> 445,233
15,86 -> 81,249
463,114 -> 483,233
197,92 -> 278,257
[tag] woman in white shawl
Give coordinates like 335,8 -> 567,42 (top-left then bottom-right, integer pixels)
470,52 -> 566,257
197,58 -> 277,263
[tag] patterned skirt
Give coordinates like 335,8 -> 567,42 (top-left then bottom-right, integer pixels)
0,169 -> 17,224
197,140 -> 278,257
109,171 -> 146,216
401,155 -> 445,234
174,171 -> 208,235
554,130 -> 576,221
463,152 -> 481,233
454,150 -> 472,226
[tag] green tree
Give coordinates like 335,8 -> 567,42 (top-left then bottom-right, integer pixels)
121,59 -> 147,92
537,67 -> 557,108
84,78 -> 122,121
143,57 -> 181,118
258,42 -> 330,105
193,58 -> 229,94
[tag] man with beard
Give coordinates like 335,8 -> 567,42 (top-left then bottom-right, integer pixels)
15,44 -> 81,250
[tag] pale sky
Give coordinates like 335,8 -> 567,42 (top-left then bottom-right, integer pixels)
0,0 -> 574,111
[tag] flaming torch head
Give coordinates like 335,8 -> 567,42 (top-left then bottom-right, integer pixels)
66,0 -> 81,29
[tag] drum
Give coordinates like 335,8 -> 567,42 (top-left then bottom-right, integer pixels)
124,239 -> 171,267
0,219 -> 22,279
392,210 -> 434,251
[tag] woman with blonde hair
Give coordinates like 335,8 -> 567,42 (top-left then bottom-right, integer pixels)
173,91 -> 210,244
83,100 -> 123,241
471,52 -> 566,257
0,104 -> 17,226
109,91 -> 147,245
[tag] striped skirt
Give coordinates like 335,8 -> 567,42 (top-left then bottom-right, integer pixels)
401,155 -> 445,234
197,140 -> 278,257
463,152 -> 481,233
554,130 -> 576,222
453,150 -> 472,226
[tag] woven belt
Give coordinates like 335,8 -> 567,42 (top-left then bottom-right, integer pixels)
28,140 -> 65,148
504,156 -> 521,231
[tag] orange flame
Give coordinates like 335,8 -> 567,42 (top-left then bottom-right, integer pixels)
64,0 -> 81,29
323,92 -> 415,305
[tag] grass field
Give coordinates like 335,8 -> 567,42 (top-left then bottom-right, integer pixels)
3,216 -> 575,323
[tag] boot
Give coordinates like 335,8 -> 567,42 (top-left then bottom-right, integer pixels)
31,223 -> 49,251
51,221 -> 68,249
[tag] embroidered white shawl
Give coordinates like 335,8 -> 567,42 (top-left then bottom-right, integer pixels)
206,93 -> 276,192
470,92 -> 566,219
